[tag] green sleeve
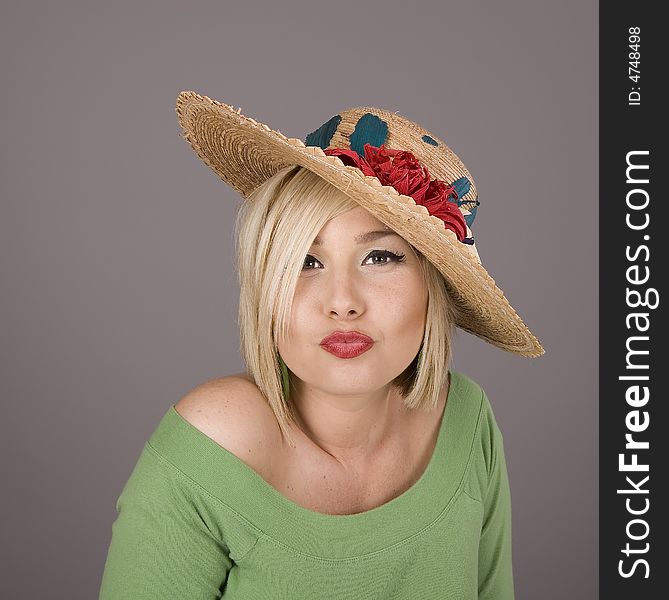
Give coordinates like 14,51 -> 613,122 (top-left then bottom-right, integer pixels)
478,402 -> 515,600
99,444 -> 232,599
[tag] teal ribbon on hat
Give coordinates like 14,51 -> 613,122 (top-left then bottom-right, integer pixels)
278,354 -> 290,400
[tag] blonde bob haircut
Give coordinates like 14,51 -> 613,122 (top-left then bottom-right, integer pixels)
234,165 -> 457,447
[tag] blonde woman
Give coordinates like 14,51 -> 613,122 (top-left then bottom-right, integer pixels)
99,93 -> 544,599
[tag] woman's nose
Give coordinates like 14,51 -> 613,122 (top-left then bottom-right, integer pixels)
322,268 -> 365,318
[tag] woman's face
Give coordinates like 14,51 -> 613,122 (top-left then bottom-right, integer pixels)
277,205 -> 428,397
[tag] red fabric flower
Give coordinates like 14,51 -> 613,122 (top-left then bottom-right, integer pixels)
362,145 -> 431,201
421,180 -> 468,241
323,148 -> 376,177
323,144 -> 468,242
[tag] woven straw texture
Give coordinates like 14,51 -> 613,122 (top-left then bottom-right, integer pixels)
175,91 -> 544,357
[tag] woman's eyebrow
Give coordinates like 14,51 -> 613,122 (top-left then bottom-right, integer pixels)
312,230 -> 402,246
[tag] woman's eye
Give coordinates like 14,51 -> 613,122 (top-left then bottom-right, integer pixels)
363,250 -> 406,266
303,255 -> 322,270
302,250 -> 406,270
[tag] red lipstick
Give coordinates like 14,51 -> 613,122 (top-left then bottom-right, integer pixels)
320,330 -> 374,359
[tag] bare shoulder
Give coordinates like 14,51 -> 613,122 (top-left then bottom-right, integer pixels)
174,372 -> 281,475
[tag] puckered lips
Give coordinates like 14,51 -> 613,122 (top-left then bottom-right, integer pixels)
319,330 -> 374,359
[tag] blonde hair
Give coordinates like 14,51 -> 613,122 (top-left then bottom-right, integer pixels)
234,165 -> 456,447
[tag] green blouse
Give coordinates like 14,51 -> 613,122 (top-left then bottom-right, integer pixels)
99,370 -> 514,599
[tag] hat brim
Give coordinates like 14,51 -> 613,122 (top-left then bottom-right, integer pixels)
176,91 -> 544,357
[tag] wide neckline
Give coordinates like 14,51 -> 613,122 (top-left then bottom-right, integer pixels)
149,370 -> 483,557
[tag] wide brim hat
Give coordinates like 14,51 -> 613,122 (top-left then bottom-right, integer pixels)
175,91 -> 544,358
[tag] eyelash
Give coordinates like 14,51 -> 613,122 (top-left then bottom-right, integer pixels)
302,250 -> 407,270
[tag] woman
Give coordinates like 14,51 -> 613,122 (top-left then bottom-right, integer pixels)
99,92 -> 544,599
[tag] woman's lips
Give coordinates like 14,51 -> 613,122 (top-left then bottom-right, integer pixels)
319,331 -> 374,359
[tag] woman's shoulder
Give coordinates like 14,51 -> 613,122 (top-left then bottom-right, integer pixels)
450,370 -> 484,397
174,372 -> 282,478
449,371 -> 501,445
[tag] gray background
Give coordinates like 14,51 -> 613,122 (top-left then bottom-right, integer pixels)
0,1 -> 597,597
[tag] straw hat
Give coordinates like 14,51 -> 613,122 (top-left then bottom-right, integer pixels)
175,91 -> 544,358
